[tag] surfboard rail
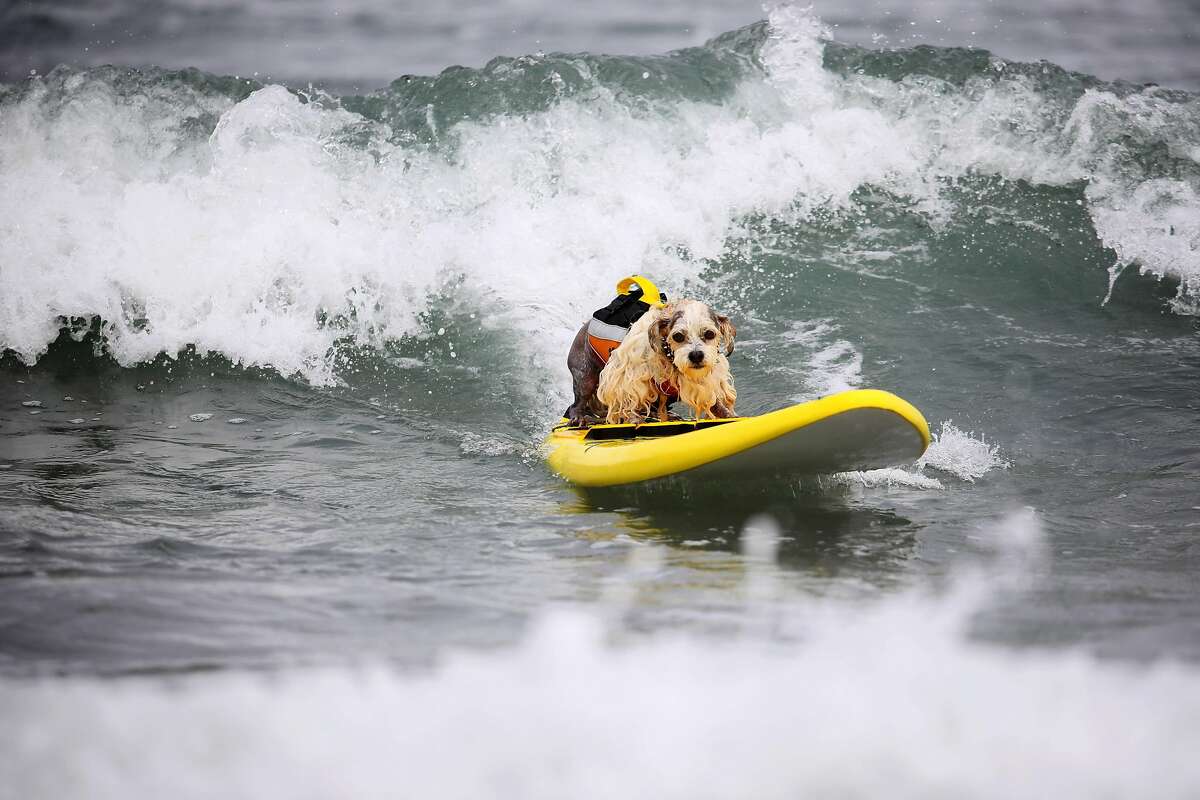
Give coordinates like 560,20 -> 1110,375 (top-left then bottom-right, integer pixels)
545,389 -> 930,487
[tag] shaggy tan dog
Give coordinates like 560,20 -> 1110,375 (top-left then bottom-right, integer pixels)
597,299 -> 736,424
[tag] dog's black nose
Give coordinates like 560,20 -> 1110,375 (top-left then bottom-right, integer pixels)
688,350 -> 705,365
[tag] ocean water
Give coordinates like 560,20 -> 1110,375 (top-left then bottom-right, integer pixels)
2,2 -> 1200,797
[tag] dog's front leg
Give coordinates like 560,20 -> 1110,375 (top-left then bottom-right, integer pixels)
710,401 -> 735,419
655,394 -> 670,422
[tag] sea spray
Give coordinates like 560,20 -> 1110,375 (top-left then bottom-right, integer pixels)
918,421 -> 1009,483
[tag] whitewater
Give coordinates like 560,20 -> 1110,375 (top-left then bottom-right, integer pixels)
1,7 -> 1197,387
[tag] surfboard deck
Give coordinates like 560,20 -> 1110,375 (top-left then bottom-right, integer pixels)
545,389 -> 930,487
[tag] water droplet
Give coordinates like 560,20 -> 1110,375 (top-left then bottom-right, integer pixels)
21,400 -> 42,408
69,418 -> 84,424
189,413 -> 213,422
227,418 -> 247,424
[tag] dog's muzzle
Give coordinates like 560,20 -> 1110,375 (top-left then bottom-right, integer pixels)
687,350 -> 705,366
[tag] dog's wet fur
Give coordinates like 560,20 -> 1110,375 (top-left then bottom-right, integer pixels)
567,299 -> 736,426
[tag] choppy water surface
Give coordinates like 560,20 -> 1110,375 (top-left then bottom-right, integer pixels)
2,3 -> 1200,797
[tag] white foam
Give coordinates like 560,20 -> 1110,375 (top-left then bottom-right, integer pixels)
6,561 -> 1200,798
763,4 -> 1200,301
1060,88 -> 1200,301
459,431 -> 523,456
2,67 -> 917,401
919,421 -> 1009,482
825,467 -> 944,490
780,320 -> 864,400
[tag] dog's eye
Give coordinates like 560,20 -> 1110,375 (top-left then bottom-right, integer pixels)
671,332 -> 686,344
703,330 -> 717,341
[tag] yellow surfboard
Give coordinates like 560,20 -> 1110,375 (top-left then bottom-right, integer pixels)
545,389 -> 930,487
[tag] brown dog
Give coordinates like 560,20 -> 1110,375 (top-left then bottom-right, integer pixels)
565,323 -> 607,426
565,280 -> 664,427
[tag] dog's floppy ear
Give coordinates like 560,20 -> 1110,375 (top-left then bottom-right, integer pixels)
717,315 -> 736,355
648,308 -> 671,355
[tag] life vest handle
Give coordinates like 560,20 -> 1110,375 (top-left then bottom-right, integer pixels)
616,275 -> 667,308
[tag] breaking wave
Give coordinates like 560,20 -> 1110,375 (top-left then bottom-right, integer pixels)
0,6 -> 1196,405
